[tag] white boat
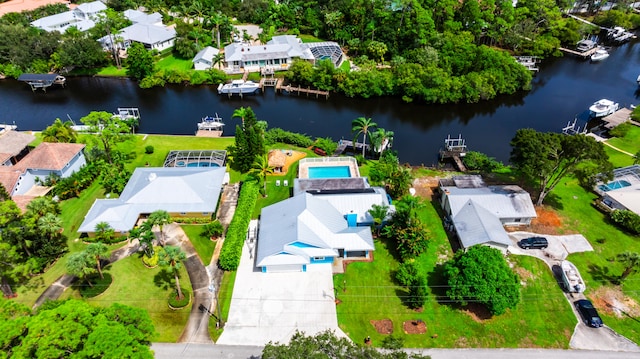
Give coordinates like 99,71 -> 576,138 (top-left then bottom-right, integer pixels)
0,123 -> 17,133
607,26 -> 633,43
636,74 -> 640,85
576,39 -> 596,52
197,114 -> 225,131
589,99 -> 619,117
560,260 -> 585,293
217,80 -> 260,95
590,49 -> 609,62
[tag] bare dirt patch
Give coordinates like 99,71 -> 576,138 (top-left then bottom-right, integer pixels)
526,206 -> 565,235
370,319 -> 393,334
282,150 -> 306,174
514,266 -> 535,282
403,320 -> 427,334
462,303 -> 492,322
412,177 -> 441,199
591,286 -> 640,318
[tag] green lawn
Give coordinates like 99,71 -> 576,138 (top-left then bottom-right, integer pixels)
61,255 -> 192,342
95,66 -> 127,77
181,225 -> 215,266
334,197 -> 576,348
156,55 -> 195,72
606,125 -> 640,156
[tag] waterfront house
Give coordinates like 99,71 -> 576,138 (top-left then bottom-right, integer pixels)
78,167 -> 226,235
595,165 -> 640,216
98,9 -> 176,52
0,130 -> 35,166
123,9 -> 163,25
439,175 -> 537,250
223,35 -> 344,73
192,46 -> 220,71
30,1 -> 107,33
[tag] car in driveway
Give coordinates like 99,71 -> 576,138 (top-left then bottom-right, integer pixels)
518,236 -> 548,249
575,299 -> 603,328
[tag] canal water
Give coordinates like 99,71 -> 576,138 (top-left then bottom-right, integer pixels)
1,40 -> 639,165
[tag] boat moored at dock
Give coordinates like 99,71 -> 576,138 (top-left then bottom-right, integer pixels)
197,114 -> 225,131
217,80 -> 260,95
590,48 -> 609,62
589,99 -> 619,117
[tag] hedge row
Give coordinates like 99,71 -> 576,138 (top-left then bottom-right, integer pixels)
610,209 -> 640,235
218,181 -> 259,271
265,128 -> 314,148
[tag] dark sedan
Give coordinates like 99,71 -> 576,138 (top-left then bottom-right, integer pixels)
517,236 -> 548,249
575,299 -> 603,328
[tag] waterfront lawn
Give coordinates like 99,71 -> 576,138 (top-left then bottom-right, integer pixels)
181,224 -> 215,266
156,55 -> 194,72
62,255 -> 192,342
95,66 -> 127,77
606,125 -> 640,157
604,146 -> 635,167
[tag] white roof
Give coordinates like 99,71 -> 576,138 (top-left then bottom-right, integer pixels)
453,200 -> 512,249
76,1 -> 107,14
124,9 -> 162,24
118,23 -> 176,46
607,189 -> 640,214
193,46 -> 219,63
78,167 -> 226,233
443,185 -> 537,220
256,193 -> 373,267
310,187 -> 392,224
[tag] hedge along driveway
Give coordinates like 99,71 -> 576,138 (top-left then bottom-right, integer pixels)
219,181 -> 259,271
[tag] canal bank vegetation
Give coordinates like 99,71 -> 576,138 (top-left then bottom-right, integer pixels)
3,0 -> 634,104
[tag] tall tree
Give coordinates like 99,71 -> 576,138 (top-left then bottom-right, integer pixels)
351,117 -> 378,156
86,242 -> 109,280
617,252 -> 640,282
158,246 -> 187,300
232,106 -> 249,127
148,210 -> 170,246
228,107 -> 266,173
510,129 -> 611,205
80,111 -> 131,164
66,251 -> 96,287
445,245 -> 520,315
94,221 -> 115,243
249,155 -> 275,196
126,42 -> 155,81
41,118 -> 78,143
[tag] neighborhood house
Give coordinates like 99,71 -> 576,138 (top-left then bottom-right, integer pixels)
30,1 -> 107,33
439,175 -> 537,250
192,46 -> 221,71
596,164 -> 640,215
98,9 -> 176,52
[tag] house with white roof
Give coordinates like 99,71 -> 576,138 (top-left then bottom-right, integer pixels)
223,35 -> 344,73
78,167 -> 226,234
192,46 -> 220,70
439,175 -> 537,250
98,9 -> 176,52
30,1 -> 107,33
596,165 -> 640,215
256,193 -> 374,273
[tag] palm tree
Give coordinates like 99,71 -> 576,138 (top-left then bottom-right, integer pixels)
86,242 -> 109,279
148,210 -> 170,246
370,128 -> 394,155
37,213 -> 63,242
232,107 -> 248,127
617,252 -> 640,282
26,197 -> 60,218
42,118 -> 77,143
352,117 -> 377,156
368,203 -> 389,237
249,155 -> 275,196
211,53 -> 224,70
159,246 -> 187,300
207,10 -> 225,49
67,252 -> 96,287
397,195 -> 425,225
634,149 -> 640,165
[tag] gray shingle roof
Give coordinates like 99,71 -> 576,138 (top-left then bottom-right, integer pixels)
443,185 -> 537,220
193,46 -> 219,63
78,167 -> 226,233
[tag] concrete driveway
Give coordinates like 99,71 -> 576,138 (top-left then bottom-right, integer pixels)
216,238 -> 346,346
507,231 -> 593,263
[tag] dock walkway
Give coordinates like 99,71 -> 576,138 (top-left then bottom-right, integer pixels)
558,46 -> 599,58
333,139 -> 369,155
282,85 -> 330,99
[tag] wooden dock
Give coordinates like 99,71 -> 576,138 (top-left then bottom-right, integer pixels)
601,108 -> 634,130
259,77 -> 283,91
558,46 -> 599,58
333,139 -> 370,155
195,130 -> 223,137
281,84 -> 330,99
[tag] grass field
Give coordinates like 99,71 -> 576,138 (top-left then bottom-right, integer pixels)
156,55 -> 195,72
181,225 -> 215,266
606,125 -> 640,156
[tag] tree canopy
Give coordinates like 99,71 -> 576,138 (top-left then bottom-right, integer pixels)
444,246 -> 520,315
510,129 -> 611,205
0,298 -> 155,358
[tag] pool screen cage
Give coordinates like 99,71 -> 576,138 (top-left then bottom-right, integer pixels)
164,150 -> 227,168
611,165 -> 640,182
305,42 -> 344,67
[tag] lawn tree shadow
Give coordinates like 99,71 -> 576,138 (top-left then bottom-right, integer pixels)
153,268 -> 174,290
587,263 -> 620,285
426,263 -> 449,305
540,192 -> 564,211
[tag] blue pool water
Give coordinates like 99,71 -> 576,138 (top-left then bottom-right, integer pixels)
308,166 -> 351,179
598,180 -> 631,192
176,161 -> 219,167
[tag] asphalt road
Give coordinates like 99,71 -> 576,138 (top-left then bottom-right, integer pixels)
151,343 -> 640,359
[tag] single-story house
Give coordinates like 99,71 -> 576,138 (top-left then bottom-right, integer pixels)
30,1 -> 106,33
78,167 -> 226,234
440,175 -> 537,250
256,193 -> 374,273
0,130 -> 35,166
123,9 -> 163,25
98,13 -> 176,52
192,46 -> 220,71
223,35 -> 344,73
596,165 -> 640,215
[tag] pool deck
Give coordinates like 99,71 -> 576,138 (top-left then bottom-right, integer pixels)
298,158 -> 360,179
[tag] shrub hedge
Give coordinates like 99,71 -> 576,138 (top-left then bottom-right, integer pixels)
265,128 -> 314,148
610,209 -> 640,235
218,181 -> 259,271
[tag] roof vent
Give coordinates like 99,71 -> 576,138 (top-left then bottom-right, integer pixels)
148,173 -> 157,182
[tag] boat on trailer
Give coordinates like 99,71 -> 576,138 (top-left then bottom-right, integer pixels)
197,114 -> 225,131
589,99 -> 619,117
560,260 -> 586,293
217,80 -> 260,95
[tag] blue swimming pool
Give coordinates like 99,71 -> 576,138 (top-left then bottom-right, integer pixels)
308,166 -> 351,179
598,180 -> 631,192
176,161 -> 219,167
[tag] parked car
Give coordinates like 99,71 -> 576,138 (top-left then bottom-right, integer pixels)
517,236 -> 548,249
575,299 -> 603,328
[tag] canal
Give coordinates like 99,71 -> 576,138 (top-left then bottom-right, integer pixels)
1,40 -> 639,165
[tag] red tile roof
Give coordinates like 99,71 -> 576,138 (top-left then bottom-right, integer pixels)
0,130 -> 35,156
16,142 -> 85,171
0,167 -> 23,193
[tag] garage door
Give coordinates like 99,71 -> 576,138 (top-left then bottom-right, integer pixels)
266,264 -> 304,273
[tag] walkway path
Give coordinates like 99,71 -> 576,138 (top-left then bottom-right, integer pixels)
603,141 -> 636,157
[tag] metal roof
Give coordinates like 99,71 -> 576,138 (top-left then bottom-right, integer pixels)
118,23 -> 176,46
311,187 -> 392,224
78,167 -> 226,233
453,200 -> 512,249
193,46 -> 219,63
256,193 -> 373,267
443,185 -> 537,220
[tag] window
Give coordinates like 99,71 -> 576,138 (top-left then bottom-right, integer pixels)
313,256 -> 325,261
514,218 -> 522,223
